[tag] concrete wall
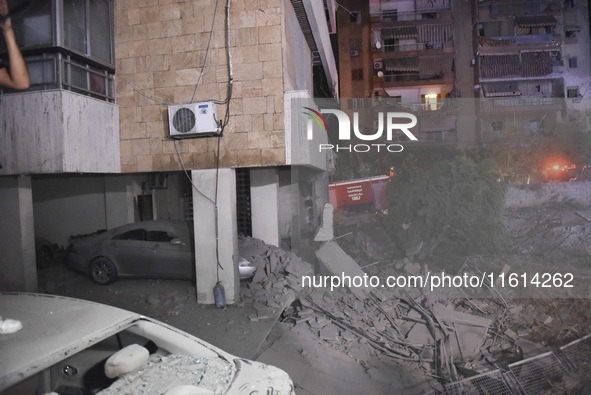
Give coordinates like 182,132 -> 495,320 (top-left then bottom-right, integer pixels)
115,0 -> 287,172
250,167 -> 280,246
32,175 -> 109,247
506,183 -> 591,208
0,176 -> 36,292
0,90 -> 120,175
192,169 -> 239,304
282,0 -> 313,93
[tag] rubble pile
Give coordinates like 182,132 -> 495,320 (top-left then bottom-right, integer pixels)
240,237 -> 515,384
505,203 -> 591,262
241,221 -> 591,390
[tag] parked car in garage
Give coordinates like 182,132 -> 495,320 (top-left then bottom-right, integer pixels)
66,221 -> 256,285
0,293 -> 294,394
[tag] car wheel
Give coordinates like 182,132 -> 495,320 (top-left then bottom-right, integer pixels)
90,257 -> 118,285
36,245 -> 53,268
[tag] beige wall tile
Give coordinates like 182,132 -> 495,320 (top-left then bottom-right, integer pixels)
115,0 -> 292,172
159,4 -> 181,21
262,60 -> 282,78
137,155 -> 154,172
258,42 -> 282,62
128,8 -> 140,25
262,77 -> 283,96
258,25 -> 281,44
261,148 -> 285,166
234,149 -> 262,167
256,7 -> 281,27
139,6 -> 160,24
234,62 -> 263,81
153,154 -> 179,171
242,97 -> 267,115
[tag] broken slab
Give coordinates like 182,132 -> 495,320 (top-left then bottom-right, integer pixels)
432,304 -> 491,361
314,203 -> 335,242
315,241 -> 374,299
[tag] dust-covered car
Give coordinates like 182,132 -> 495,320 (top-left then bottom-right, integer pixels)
0,293 -> 294,394
66,221 -> 256,285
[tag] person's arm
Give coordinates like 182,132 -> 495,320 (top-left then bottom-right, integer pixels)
0,12 -> 30,90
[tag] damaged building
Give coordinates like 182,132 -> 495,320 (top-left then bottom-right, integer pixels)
0,0 -> 338,303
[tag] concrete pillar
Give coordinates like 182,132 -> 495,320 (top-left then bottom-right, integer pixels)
250,167 -> 280,247
191,169 -> 239,304
0,176 -> 37,291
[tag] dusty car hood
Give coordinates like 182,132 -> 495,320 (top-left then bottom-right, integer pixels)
0,293 -> 138,391
0,294 -> 294,394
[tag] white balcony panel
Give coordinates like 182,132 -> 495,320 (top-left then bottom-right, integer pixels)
0,90 -> 120,175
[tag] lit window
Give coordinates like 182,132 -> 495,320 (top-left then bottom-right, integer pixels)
423,93 -> 439,110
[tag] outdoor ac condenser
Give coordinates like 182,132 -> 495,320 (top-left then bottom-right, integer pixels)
167,102 -> 221,138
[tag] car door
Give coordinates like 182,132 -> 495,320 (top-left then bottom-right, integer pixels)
109,228 -> 148,276
145,229 -> 193,279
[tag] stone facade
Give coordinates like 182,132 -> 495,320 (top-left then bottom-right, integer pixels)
114,0 -> 286,173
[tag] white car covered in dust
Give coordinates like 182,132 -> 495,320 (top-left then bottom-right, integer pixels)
0,293 -> 294,394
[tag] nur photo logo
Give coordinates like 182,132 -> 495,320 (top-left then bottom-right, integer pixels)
303,107 -> 419,153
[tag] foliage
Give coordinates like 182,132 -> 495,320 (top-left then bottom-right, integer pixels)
385,155 -> 508,267
486,124 -> 591,184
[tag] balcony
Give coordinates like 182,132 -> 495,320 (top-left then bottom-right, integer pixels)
0,90 -> 120,175
371,0 -> 452,22
480,96 -> 562,114
375,24 -> 454,54
477,0 -> 561,19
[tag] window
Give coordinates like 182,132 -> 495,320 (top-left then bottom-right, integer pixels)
569,57 -> 578,68
1,0 -> 115,101
115,229 -> 147,241
352,68 -> 364,81
350,11 -> 361,24
383,38 -> 396,52
350,98 -> 364,109
420,131 -> 445,141
382,10 -> 398,22
567,87 -> 579,98
421,93 -> 441,110
491,121 -> 504,132
148,231 -> 176,242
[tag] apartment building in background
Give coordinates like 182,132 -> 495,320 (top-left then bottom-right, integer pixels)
337,0 -> 591,147
475,0 -> 591,142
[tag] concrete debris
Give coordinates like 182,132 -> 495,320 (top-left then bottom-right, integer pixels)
238,234 -> 565,386
314,203 -> 335,242
537,313 -> 554,325
315,241 -> 374,299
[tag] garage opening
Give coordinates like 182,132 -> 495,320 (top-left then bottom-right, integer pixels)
235,168 -> 252,236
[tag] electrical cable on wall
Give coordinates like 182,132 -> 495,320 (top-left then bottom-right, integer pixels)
190,0 -> 222,104
174,0 -> 234,295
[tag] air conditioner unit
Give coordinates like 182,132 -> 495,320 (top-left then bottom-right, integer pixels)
167,102 -> 221,139
374,60 -> 384,70
350,50 -> 359,57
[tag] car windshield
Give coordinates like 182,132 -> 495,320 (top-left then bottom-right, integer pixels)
3,320 -> 234,395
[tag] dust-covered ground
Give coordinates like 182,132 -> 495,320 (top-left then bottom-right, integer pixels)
322,197 -> 591,392
37,198 -> 591,394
